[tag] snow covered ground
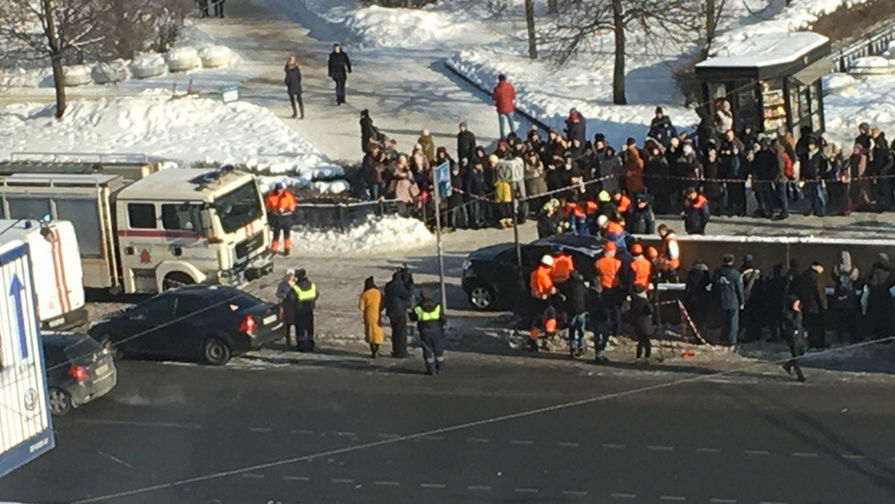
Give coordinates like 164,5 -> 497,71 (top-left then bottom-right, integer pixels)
291,215 -> 434,255
824,73 -> 895,148
0,90 -> 339,186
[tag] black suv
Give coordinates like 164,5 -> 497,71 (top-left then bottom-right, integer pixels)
88,285 -> 283,365
461,234 -> 604,310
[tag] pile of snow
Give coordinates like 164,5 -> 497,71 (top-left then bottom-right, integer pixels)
449,52 -> 699,150
63,65 -> 92,86
132,53 -> 167,79
292,215 -> 434,254
92,60 -> 129,84
166,47 -> 200,72
715,0 -> 873,49
850,56 -> 895,76
823,74 -> 895,149
822,72 -> 856,95
0,90 -> 336,185
199,46 -> 233,68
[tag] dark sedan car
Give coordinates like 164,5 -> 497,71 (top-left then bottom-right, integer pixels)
42,333 -> 117,416
88,285 -> 283,365
461,234 -> 604,310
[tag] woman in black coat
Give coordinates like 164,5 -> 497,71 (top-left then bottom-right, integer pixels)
284,56 -> 304,119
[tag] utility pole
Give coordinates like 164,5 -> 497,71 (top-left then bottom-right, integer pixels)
525,0 -> 537,60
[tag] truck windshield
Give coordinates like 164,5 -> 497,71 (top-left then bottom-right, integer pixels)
212,182 -> 263,234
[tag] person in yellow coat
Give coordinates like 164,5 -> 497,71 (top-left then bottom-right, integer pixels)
358,276 -> 385,358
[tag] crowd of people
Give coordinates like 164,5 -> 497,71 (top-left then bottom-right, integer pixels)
356,75 -> 895,236
525,230 -> 895,381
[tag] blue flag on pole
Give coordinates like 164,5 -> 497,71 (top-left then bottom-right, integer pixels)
434,161 -> 451,198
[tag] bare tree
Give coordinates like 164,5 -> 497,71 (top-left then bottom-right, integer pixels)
0,0 -> 108,118
702,0 -> 729,58
525,0 -> 537,59
548,0 -> 699,104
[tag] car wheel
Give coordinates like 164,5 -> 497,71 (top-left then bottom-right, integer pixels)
203,338 -> 231,365
468,283 -> 496,311
163,272 -> 194,291
49,387 -> 72,416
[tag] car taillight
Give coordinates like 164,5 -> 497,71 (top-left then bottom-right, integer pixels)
68,365 -> 89,381
239,314 -> 257,333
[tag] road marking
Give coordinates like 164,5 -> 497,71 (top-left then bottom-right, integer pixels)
759,501 -> 789,504
420,483 -> 446,489
696,447 -> 721,453
336,431 -> 357,437
792,452 -> 818,458
468,485 -> 492,491
557,441 -> 580,447
611,493 -> 637,499
511,440 -> 534,445
96,450 -> 134,469
291,429 -> 314,435
563,490 -> 588,496
377,433 -> 400,439
241,473 -> 264,479
250,427 -> 272,433
745,450 -> 770,455
660,496 -> 686,501
515,488 -> 538,493
648,445 -> 674,451
74,419 -> 201,430
418,435 -> 444,441
602,443 -> 626,449
375,481 -> 400,486
331,478 -> 354,484
283,476 -> 309,481
466,437 -> 490,443
841,454 -> 865,460
710,499 -> 737,503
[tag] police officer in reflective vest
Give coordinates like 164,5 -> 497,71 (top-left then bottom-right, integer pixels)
409,291 -> 446,375
289,269 -> 318,352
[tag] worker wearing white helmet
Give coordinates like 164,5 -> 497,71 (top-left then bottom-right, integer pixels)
530,254 -> 556,299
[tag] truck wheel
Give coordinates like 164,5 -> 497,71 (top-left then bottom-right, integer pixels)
203,338 -> 231,365
49,387 -> 72,416
163,272 -> 194,291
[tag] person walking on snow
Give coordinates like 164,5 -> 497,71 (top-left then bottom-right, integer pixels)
782,295 -> 807,382
327,43 -> 352,105
409,291 -> 447,375
284,56 -> 304,119
492,74 -> 517,139
358,276 -> 384,358
264,182 -> 297,255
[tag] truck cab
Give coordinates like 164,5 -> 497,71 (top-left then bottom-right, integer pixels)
114,167 -> 273,293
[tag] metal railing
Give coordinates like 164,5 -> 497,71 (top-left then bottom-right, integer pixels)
831,21 -> 895,73
9,152 -> 151,164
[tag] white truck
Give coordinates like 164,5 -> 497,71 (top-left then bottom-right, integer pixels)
0,219 -> 86,330
0,164 -> 274,294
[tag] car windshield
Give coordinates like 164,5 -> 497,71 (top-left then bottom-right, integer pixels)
63,338 -> 99,362
212,181 -> 263,234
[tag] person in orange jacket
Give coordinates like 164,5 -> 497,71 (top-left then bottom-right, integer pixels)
564,193 -> 588,235
657,224 -> 681,281
629,242 -> 652,293
550,246 -> 575,284
265,182 -> 298,255
594,241 -> 623,335
530,255 -> 556,299
682,187 -> 710,235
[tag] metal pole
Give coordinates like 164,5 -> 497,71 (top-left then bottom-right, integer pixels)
512,196 -> 522,270
433,186 -> 448,313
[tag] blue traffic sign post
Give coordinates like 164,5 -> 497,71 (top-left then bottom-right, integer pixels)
0,241 -> 55,478
432,162 -> 451,313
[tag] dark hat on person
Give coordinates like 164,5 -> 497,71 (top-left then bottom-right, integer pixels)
296,268 -> 307,280
594,133 -> 605,142
722,253 -> 735,265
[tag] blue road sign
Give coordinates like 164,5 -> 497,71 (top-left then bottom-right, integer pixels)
434,161 -> 451,198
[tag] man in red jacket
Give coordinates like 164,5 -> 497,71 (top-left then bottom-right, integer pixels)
492,74 -> 517,139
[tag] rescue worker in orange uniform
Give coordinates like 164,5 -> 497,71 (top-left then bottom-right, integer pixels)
657,224 -> 681,281
530,255 -> 556,299
597,214 -> 628,252
265,182 -> 298,255
549,246 -> 575,284
612,190 -> 632,218
564,193 -> 588,235
594,241 -> 623,336
629,242 -> 652,293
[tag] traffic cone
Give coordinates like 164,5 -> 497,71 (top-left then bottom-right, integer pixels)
681,346 -> 696,358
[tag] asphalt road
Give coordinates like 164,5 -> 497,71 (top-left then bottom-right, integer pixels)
2,355 -> 895,504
